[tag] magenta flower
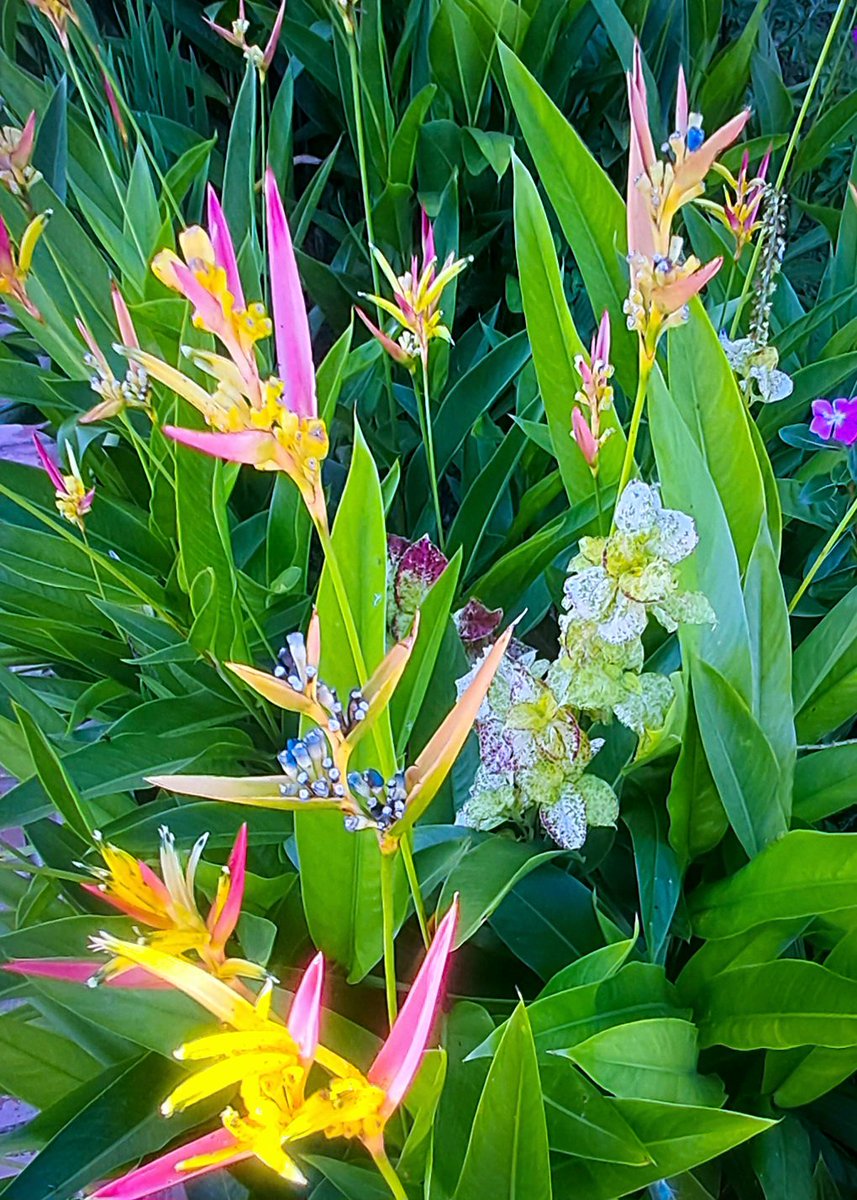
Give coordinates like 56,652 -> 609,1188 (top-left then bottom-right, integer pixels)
810,397 -> 857,446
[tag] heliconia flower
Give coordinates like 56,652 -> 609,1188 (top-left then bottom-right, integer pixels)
149,611 -> 419,811
89,951 -> 327,1197
102,73 -> 129,146
810,397 -> 857,446
79,282 -> 151,424
1,959 -> 168,989
0,210 -> 50,321
133,176 -> 328,528
205,0 -> 286,79
625,41 -> 747,353
26,0 -> 79,48
359,209 -> 471,366
572,310 -> 615,472
355,305 -> 417,368
705,149 -> 770,259
33,433 -> 94,529
148,622 -> 515,853
0,111 -> 40,196
285,898 -> 459,1174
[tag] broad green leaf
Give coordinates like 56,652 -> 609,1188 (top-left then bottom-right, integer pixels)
542,1060 -> 652,1165
697,960 -> 857,1050
692,659 -> 786,857
455,1003 -> 552,1200
690,831 -> 857,939
793,744 -> 857,822
541,935 -> 638,997
500,44 -> 636,393
222,63 -> 257,237
13,703 -> 94,840
557,1018 -> 726,1106
34,75 -> 68,203
551,1100 -> 774,1198
667,694 -> 728,870
625,793 -> 680,964
792,587 -> 857,741
698,0 -> 770,126
0,1010 -> 101,1108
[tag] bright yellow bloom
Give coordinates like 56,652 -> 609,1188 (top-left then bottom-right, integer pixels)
33,434 -> 94,529
0,210 -> 49,320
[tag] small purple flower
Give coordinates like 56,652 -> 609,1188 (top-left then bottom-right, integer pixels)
810,397 -> 857,446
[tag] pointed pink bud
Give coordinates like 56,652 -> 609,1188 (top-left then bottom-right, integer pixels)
33,433 -> 66,492
265,167 -> 317,419
758,148 -> 771,182
207,823 -> 247,947
110,282 -> 139,351
76,317 -> 111,377
102,74 -> 128,146
675,64 -> 688,134
1,959 -> 168,988
287,951 -> 323,1064
207,186 -> 246,310
369,897 -> 459,1115
202,17 -> 245,47
13,111 -> 36,167
629,41 -> 656,171
421,208 -> 436,268
355,306 -> 413,366
91,1128 -> 250,1198
572,407 -> 598,469
262,0 -> 287,73
0,216 -> 14,277
658,256 -> 723,313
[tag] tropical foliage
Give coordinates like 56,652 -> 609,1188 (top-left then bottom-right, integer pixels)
0,1 -> 857,1198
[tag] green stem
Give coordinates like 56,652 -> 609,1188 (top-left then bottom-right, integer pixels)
789,490 -> 857,613
400,832 -> 429,948
417,353 -> 444,551
80,527 -> 106,602
717,256 -> 738,334
729,0 -> 852,337
592,469 -> 605,537
380,850 -> 398,1029
346,29 -> 397,443
372,1146 -> 408,1200
615,347 -> 653,505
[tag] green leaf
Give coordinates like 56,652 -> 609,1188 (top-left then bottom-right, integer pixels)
34,75 -> 68,203
698,0 -> 771,126
794,89 -> 857,180
455,1002 -> 552,1200
557,1018 -> 726,1106
222,63 -> 257,237
625,792 -> 681,963
0,1010 -> 101,1108
439,837 -> 560,948
667,693 -> 728,870
500,44 -> 636,392
794,744 -> 857,823
692,659 -> 786,857
792,586 -> 857,742
542,1059 -> 652,1165
551,1100 -> 774,1198
690,831 -> 857,939
698,959 -> 857,1050
13,703 -> 94,841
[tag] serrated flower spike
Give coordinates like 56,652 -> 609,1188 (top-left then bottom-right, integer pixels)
359,209 -> 471,366
124,175 -> 328,528
625,41 -> 748,354
148,612 -> 419,813
0,209 -> 49,321
26,0 -> 79,48
572,309 -> 615,473
205,0 -> 286,79
90,951 -> 326,1198
148,620 -> 513,853
0,111 -> 39,196
82,823 -> 265,986
33,433 -> 94,529
285,898 -> 458,1176
79,282 -> 151,423
704,149 -> 770,260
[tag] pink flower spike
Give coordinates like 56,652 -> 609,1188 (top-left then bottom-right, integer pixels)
1,959 -> 168,988
203,17 -> 244,46
33,433 -> 66,492
110,282 -> 139,350
421,208 -> 436,267
758,149 -> 771,182
675,64 -> 689,135
76,317 -> 111,377
287,951 -> 324,1064
265,167 -> 317,419
14,111 -> 36,167
572,406 -> 598,469
262,0 -> 287,74
0,216 -> 14,277
102,74 -> 128,146
207,823 -> 247,948
206,186 -> 245,310
163,425 -> 277,467
91,1128 -> 250,1199
368,896 -> 459,1115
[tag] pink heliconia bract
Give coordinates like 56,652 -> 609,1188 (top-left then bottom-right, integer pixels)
288,950 -> 324,1063
265,167 -> 317,419
572,406 -> 599,469
33,432 -> 66,492
91,1128 -> 250,1199
262,0 -> 287,74
207,823 -> 248,950
206,185 -> 246,310
367,897 -> 458,1116
355,305 -> 413,366
1,959 -> 167,988
421,207 -> 436,267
